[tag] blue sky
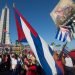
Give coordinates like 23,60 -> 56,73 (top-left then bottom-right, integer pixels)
0,0 -> 75,50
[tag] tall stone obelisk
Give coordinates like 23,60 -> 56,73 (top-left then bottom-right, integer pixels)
0,5 -> 10,45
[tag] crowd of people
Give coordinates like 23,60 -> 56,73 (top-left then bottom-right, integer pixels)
0,49 -> 75,75
0,50 -> 45,75
53,51 -> 75,75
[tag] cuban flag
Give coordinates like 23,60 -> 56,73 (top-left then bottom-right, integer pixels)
14,7 -> 64,75
55,26 -> 71,42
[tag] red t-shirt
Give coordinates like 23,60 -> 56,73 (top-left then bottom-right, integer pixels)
56,60 -> 64,75
26,65 -> 38,75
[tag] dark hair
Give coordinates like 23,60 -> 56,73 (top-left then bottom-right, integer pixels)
0,55 -> 2,58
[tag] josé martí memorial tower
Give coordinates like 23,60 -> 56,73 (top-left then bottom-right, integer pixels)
0,5 -> 10,47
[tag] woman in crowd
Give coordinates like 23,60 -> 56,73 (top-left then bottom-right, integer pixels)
0,54 -> 11,75
11,54 -> 18,75
23,53 -> 38,75
53,51 -> 65,75
64,54 -> 75,75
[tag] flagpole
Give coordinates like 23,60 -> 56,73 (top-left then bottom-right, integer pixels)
59,42 -> 67,59
13,2 -> 15,8
62,42 -> 67,51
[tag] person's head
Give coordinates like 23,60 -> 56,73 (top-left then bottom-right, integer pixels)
0,55 -> 2,58
53,51 -> 59,61
23,55 -> 29,65
12,53 -> 17,59
28,54 -> 36,65
2,54 -> 10,62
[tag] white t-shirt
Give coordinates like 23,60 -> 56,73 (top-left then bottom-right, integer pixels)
65,57 -> 73,67
0,58 -> 2,63
11,58 -> 17,70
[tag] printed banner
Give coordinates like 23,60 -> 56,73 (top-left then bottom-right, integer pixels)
50,0 -> 75,27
